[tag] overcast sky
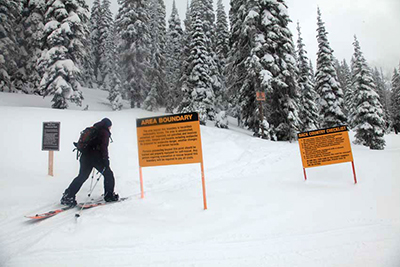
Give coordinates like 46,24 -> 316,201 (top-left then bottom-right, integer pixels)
89,0 -> 400,75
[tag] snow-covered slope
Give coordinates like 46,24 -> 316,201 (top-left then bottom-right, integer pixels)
0,89 -> 399,267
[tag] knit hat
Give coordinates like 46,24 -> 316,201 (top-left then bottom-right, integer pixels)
101,118 -> 112,128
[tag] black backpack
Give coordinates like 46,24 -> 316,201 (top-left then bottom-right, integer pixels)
73,127 -> 99,158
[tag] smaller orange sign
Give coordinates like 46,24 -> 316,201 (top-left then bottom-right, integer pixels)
256,92 -> 266,101
298,126 -> 354,168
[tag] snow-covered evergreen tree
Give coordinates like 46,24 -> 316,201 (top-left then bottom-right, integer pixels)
143,0 -> 167,111
165,0 -> 183,113
107,70 -> 124,111
228,0 -> 301,140
199,0 -> 222,124
199,0 -> 215,49
390,65 -> 400,133
90,0 -> 101,84
247,0 -> 301,140
309,60 -> 316,84
334,59 -> 345,96
17,0 -> 45,94
372,67 -> 391,129
315,8 -> 346,128
96,0 -> 114,88
115,0 -> 151,108
179,1 -> 193,106
339,60 -> 354,117
178,0 -> 215,125
0,0 -> 20,92
227,0 -> 257,130
351,36 -> 386,150
38,0 -> 90,109
296,22 -> 319,131
101,21 -> 123,111
216,0 -> 230,75
214,0 -> 230,128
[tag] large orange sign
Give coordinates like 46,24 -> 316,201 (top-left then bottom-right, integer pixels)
136,112 -> 208,209
298,126 -> 354,168
136,112 -> 203,167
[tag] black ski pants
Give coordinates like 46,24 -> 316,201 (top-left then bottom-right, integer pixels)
66,153 -> 115,197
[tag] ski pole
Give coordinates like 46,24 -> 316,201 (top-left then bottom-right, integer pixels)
88,169 -> 95,193
75,167 -> 106,218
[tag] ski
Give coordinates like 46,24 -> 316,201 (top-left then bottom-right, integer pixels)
25,205 -> 75,220
78,197 -> 129,209
25,197 -> 129,220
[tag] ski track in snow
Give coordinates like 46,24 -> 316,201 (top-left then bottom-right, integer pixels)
1,89 -> 400,267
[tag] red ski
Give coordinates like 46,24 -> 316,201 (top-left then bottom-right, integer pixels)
25,206 -> 75,220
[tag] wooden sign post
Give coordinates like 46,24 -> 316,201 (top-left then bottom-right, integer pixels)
42,122 -> 60,177
298,125 -> 357,184
136,112 -> 207,209
256,92 -> 266,137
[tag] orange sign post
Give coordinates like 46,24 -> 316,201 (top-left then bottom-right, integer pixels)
298,125 -> 357,184
136,112 -> 207,209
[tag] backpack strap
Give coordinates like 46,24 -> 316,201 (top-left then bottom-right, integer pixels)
73,146 -> 82,160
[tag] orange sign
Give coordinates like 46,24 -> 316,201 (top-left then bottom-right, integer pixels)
137,113 -> 203,167
298,126 -> 354,168
136,112 -> 208,209
256,92 -> 266,101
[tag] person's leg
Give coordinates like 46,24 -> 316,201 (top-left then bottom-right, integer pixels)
65,155 -> 93,197
93,160 -> 116,198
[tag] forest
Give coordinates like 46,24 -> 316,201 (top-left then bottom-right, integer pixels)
1,0 -> 399,150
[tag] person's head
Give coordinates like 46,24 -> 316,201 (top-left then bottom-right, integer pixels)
101,118 -> 112,130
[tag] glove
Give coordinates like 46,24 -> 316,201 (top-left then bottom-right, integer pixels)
103,158 -> 110,168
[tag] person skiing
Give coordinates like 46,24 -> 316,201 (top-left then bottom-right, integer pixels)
61,118 -> 119,206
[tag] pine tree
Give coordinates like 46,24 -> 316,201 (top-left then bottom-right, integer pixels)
390,65 -> 400,133
90,0 -> 101,84
334,58 -> 345,97
216,0 -> 230,73
179,1 -> 193,107
38,0 -> 89,109
165,0 -> 183,113
143,0 -> 167,111
214,0 -> 230,128
296,22 -> 319,131
76,9 -> 92,89
199,0 -> 215,48
351,36 -> 386,150
0,0 -> 20,92
178,0 -> 215,125
228,0 -> 260,132
228,0 -> 301,140
315,8 -> 346,127
199,0 -> 221,123
16,0 -> 45,93
340,60 -> 354,117
96,0 -> 114,88
101,23 -> 124,111
249,0 -> 301,140
309,60 -> 316,84
372,67 -> 391,129
115,0 -> 151,108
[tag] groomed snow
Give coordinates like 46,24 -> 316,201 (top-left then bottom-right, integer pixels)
0,88 -> 399,267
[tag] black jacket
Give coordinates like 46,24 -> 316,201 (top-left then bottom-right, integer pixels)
92,120 -> 111,160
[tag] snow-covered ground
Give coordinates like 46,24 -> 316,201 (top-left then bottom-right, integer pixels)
0,88 -> 399,267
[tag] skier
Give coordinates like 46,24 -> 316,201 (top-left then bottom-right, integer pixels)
61,118 -> 119,206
